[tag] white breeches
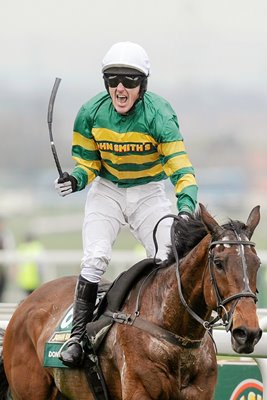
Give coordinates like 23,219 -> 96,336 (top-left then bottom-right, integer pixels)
80,177 -> 173,283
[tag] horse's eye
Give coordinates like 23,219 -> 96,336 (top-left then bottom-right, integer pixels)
213,259 -> 224,271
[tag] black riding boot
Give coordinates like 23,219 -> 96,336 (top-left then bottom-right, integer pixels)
59,275 -> 98,367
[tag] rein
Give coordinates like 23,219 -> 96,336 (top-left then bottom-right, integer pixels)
106,214 -> 203,349
150,215 -> 258,333
108,214 -> 258,350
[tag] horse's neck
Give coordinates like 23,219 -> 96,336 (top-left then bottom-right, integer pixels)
159,235 -> 211,340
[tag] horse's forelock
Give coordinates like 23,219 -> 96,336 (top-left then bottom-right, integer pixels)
218,219 -> 247,238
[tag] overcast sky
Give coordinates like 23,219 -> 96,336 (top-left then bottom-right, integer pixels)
0,0 -> 267,220
1,1 -> 267,172
1,0 -> 267,94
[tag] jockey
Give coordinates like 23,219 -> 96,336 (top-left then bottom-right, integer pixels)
55,41 -> 198,367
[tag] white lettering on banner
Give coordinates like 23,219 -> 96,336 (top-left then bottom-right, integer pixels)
48,351 -> 60,358
60,308 -> 73,329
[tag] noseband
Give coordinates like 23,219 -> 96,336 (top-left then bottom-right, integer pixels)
208,236 -> 257,331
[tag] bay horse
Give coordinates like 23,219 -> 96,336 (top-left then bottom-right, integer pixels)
0,204 -> 262,400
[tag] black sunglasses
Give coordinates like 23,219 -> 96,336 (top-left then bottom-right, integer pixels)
104,74 -> 144,89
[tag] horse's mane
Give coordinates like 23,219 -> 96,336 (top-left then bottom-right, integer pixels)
166,211 -> 207,264
166,212 -> 248,265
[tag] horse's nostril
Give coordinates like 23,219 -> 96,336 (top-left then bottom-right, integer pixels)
233,327 -> 262,346
233,327 -> 248,344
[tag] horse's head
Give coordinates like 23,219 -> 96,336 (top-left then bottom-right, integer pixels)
200,203 -> 262,354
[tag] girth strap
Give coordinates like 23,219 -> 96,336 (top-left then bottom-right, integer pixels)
104,310 -> 201,349
83,351 -> 110,400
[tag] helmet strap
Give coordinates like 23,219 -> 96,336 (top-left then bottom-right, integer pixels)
138,77 -> 147,100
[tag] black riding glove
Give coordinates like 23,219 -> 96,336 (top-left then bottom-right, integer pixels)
55,172 -> 77,197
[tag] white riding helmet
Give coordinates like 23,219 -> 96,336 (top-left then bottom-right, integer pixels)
102,41 -> 150,76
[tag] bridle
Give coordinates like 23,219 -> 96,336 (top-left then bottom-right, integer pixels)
155,215 -> 258,332
106,214 -> 258,349
208,235 -> 257,331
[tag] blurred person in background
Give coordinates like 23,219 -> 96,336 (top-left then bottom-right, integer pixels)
16,233 -> 44,296
0,216 -> 16,302
54,41 -> 198,367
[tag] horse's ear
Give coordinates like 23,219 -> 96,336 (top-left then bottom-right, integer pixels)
199,203 -> 224,236
245,205 -> 260,239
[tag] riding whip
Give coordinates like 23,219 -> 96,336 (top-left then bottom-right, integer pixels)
47,77 -> 63,178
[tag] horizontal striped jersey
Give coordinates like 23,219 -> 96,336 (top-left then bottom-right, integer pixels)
71,91 -> 198,213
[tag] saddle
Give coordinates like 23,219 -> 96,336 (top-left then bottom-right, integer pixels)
86,257 -> 158,351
